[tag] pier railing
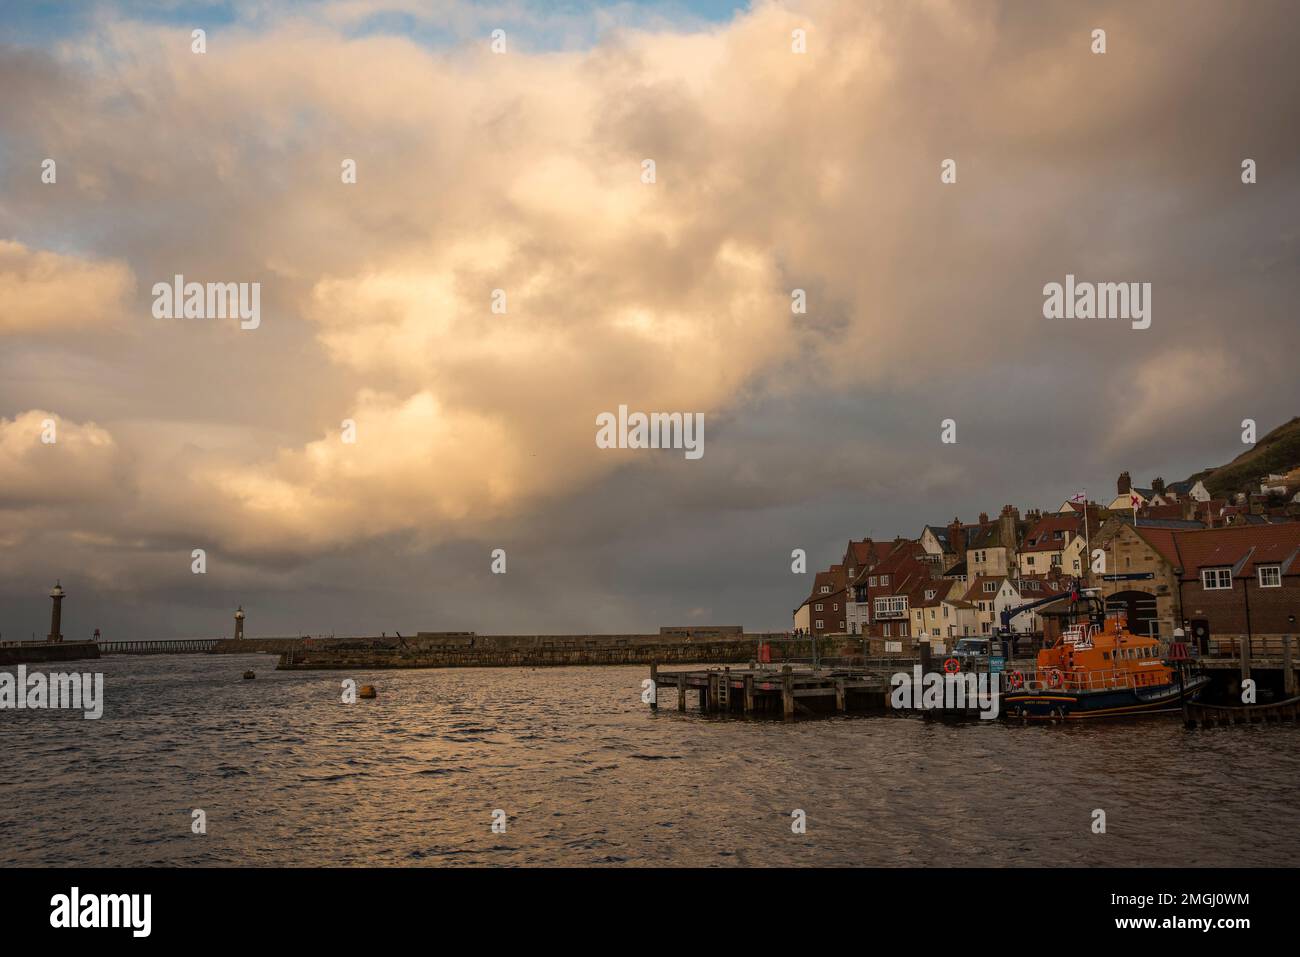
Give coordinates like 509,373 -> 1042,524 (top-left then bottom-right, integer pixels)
1207,635 -> 1297,658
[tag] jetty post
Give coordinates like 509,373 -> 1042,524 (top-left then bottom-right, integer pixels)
1239,635 -> 1251,687
781,665 -> 794,720
1284,635 -> 1296,697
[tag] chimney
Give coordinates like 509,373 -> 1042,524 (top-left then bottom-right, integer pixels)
978,512 -> 989,525
1152,476 -> 1166,496
1117,471 -> 1132,496
999,505 -> 1020,551
947,517 -> 962,554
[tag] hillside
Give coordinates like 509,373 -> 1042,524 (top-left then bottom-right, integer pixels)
1184,416 -> 1300,499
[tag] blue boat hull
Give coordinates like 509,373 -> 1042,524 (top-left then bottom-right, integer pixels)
1004,675 -> 1210,720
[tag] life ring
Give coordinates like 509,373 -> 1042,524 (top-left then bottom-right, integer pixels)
1008,670 -> 1025,689
943,657 -> 960,674
1047,669 -> 1063,689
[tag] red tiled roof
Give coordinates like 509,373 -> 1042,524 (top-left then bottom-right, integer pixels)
961,575 -> 1006,603
1021,513 -> 1082,552
1133,523 -> 1300,578
1170,524 -> 1300,577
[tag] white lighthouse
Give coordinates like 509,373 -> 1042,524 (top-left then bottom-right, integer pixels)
48,581 -> 65,642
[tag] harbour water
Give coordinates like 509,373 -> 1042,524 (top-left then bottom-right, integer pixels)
2,654 -> 1298,866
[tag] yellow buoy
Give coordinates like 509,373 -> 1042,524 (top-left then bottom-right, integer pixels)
359,684 -> 377,699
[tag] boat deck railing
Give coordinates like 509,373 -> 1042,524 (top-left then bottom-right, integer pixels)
1008,666 -> 1183,694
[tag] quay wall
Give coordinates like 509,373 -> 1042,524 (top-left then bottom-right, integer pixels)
0,641 -> 101,666
274,633 -> 827,670
210,638 -> 306,655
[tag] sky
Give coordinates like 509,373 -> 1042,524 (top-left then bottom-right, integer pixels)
1,0 -> 1298,640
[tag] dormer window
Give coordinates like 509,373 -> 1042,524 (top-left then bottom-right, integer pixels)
1258,565 -> 1281,588
983,581 -> 997,593
820,585 -> 830,594
880,575 -> 890,586
925,589 -> 936,600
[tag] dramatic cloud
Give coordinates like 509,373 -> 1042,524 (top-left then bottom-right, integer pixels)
0,410 -> 122,507
0,0 -> 1297,635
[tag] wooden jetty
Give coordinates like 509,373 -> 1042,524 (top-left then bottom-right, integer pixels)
1187,695 -> 1300,728
648,661 -> 893,720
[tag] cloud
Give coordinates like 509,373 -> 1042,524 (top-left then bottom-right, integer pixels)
0,241 -> 134,334
0,410 -> 122,507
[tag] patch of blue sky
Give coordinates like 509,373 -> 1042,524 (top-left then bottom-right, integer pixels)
2,0 -> 749,51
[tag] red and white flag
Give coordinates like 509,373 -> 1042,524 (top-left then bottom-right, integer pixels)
1069,491 -> 1086,504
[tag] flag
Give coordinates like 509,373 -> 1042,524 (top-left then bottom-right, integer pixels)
1069,491 -> 1086,503
1130,494 -> 1141,508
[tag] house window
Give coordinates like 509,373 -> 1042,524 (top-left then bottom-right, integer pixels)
900,622 -> 908,636
820,585 -> 830,593
883,623 -> 891,637
814,603 -> 823,612
881,575 -> 890,586
1026,556 -> 1035,566
1258,565 -> 1281,588
873,596 -> 908,618
848,568 -> 855,578
925,589 -> 936,600
1201,567 -> 1232,590
932,628 -> 940,637
943,605 -> 949,618
983,581 -> 997,593
832,603 -> 838,611
869,576 -> 877,587
1050,554 -> 1061,567
929,608 -> 936,620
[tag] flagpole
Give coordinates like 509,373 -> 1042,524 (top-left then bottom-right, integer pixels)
1083,490 -> 1090,580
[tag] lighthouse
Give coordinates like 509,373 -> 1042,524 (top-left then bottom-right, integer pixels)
234,605 -> 245,641
48,581 -> 65,642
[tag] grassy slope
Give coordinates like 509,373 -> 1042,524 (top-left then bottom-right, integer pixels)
1183,416 -> 1300,498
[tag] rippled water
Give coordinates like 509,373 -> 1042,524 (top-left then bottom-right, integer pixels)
2,654 -> 1298,866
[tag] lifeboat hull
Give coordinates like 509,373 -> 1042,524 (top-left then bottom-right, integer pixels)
1004,674 -> 1210,721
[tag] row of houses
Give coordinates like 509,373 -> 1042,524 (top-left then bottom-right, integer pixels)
794,472 -> 1300,654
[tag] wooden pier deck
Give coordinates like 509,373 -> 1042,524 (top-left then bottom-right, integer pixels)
1187,695 -> 1300,728
649,662 -> 893,719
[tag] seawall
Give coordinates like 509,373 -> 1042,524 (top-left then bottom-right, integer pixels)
0,641 -> 102,666
274,633 -> 825,670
